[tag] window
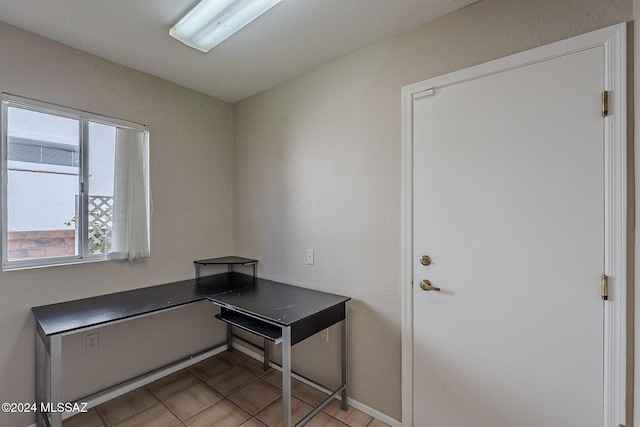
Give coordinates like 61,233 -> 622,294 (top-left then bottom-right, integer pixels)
2,94 -> 150,270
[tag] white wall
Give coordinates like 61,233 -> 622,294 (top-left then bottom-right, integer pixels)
233,0 -> 633,421
635,0 -> 640,424
0,21 -> 234,427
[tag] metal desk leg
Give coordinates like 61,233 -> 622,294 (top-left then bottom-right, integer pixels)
227,324 -> 233,352
341,311 -> 348,410
36,332 -> 46,427
50,335 -> 63,427
282,326 -> 292,427
263,338 -> 270,371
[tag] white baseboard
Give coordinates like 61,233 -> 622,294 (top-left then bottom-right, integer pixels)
27,341 -> 401,427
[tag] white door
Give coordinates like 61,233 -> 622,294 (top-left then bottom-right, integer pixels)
408,28 -> 626,427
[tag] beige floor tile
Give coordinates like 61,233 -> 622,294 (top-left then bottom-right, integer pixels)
255,396 -> 312,427
207,365 -> 258,396
184,399 -> 250,427
84,354 -> 389,427
260,369 -> 301,389
164,381 -> 224,421
291,383 -> 329,407
239,417 -> 268,427
112,403 -> 181,427
188,356 -> 234,381
367,419 -> 392,427
147,370 -> 200,400
228,379 -> 282,415
219,349 -> 251,365
240,357 -> 270,377
63,408 -> 105,427
305,412 -> 348,427
322,399 -> 372,427
97,387 -> 159,426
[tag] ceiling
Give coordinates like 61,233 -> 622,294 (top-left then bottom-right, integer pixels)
0,0 -> 478,103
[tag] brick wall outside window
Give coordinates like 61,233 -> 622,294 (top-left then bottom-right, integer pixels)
7,230 -> 75,260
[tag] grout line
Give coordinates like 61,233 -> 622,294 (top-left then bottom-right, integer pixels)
147,384 -> 184,425
105,391 -> 163,427
322,411 -> 350,427
146,369 -> 227,425
94,407 -> 109,427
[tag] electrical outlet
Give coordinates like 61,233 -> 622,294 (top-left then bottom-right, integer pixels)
86,333 -> 99,352
321,328 -> 329,342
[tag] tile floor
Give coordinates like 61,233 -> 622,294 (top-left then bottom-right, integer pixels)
63,350 -> 391,427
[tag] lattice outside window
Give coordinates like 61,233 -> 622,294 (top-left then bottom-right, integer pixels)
88,196 -> 113,255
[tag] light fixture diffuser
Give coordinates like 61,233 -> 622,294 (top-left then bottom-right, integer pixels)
170,0 -> 282,52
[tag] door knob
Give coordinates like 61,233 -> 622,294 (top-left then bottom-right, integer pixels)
420,280 -> 440,292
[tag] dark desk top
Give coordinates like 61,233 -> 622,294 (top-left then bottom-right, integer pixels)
32,279 -> 204,337
198,273 -> 350,327
33,273 -> 349,337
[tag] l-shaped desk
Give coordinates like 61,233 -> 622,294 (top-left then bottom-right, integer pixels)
32,261 -> 350,427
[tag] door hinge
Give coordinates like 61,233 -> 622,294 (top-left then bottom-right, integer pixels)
601,90 -> 609,117
601,274 -> 609,301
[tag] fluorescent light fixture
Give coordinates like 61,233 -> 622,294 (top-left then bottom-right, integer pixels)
170,0 -> 282,52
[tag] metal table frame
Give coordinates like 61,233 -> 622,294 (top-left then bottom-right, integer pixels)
32,278 -> 205,427
32,269 -> 349,427
200,274 -> 349,427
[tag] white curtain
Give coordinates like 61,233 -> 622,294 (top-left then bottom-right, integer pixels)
111,127 -> 150,260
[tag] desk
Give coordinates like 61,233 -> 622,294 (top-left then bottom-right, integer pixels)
199,273 -> 350,427
32,272 -> 349,427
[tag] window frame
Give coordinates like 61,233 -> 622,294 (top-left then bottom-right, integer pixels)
2,93 -> 148,270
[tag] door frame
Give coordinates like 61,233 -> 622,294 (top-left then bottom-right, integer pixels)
401,23 -> 627,427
